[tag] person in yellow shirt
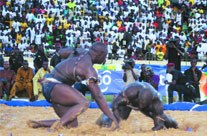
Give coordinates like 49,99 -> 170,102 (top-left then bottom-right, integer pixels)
16,32 -> 22,44
21,20 -> 28,31
33,59 -> 53,100
116,20 -> 122,28
189,0 -> 195,5
9,60 -> 34,101
64,20 -> 70,29
156,47 -> 165,61
155,41 -> 161,54
46,14 -> 54,25
68,0 -> 76,11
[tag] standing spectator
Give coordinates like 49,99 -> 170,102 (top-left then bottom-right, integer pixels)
122,58 -> 139,86
165,37 -> 184,71
33,59 -> 53,100
50,46 -> 62,67
9,60 -> 34,101
33,44 -> 48,73
0,61 -> 16,100
184,59 -> 202,102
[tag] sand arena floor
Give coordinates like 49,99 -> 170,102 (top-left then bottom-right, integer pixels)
0,105 -> 207,136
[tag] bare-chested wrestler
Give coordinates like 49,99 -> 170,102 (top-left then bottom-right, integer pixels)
112,82 -> 178,131
27,42 -> 119,130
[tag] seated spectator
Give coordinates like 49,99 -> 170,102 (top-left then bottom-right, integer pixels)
9,60 -> 34,101
184,59 -> 202,102
0,61 -> 16,100
165,63 -> 196,103
33,59 -> 53,100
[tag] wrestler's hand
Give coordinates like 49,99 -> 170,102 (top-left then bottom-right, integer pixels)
110,115 -> 119,131
50,120 -> 64,132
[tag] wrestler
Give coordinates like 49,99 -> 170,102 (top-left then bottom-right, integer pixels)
27,42 -> 119,131
112,82 -> 178,131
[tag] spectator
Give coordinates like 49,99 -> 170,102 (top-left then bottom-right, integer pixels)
156,47 -> 165,61
9,49 -> 24,73
33,59 -> 53,100
165,37 -> 184,71
50,46 -> 62,67
9,60 -> 34,101
141,67 -> 160,91
122,58 -> 139,86
0,0 -> 206,62
184,59 -> 202,102
165,63 -> 186,103
33,44 -> 48,73
0,61 -> 16,100
139,64 -> 147,82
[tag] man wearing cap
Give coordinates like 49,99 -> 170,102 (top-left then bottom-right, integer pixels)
164,63 -> 189,103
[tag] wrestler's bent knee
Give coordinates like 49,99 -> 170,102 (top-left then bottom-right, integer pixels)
79,100 -> 89,111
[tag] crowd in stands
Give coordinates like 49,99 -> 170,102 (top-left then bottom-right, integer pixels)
0,0 -> 207,61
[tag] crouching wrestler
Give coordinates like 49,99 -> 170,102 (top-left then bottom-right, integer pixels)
112,82 -> 178,131
26,42 -> 119,131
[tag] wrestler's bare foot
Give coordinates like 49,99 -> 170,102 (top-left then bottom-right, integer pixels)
50,120 -> 64,131
65,122 -> 78,129
27,120 -> 42,128
152,125 -> 164,131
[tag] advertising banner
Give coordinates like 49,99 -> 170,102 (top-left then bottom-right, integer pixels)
98,65 -> 207,100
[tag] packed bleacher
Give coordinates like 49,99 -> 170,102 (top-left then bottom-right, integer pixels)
0,0 -> 207,61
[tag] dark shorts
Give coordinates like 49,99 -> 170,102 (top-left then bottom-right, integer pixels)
42,74 -> 60,103
0,78 -> 8,83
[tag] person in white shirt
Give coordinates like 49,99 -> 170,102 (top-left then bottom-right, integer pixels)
35,31 -> 43,45
26,11 -> 35,22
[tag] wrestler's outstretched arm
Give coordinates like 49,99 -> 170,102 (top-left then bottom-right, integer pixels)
85,68 -> 119,130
